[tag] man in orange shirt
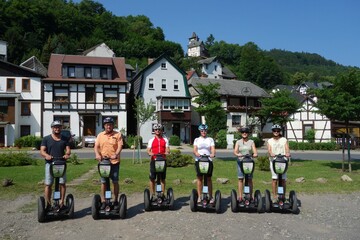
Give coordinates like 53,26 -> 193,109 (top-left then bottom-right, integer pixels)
94,117 -> 123,210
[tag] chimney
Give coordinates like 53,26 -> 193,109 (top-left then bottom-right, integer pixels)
148,58 -> 154,65
0,40 -> 8,61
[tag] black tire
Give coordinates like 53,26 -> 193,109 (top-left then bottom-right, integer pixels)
264,189 -> 271,213
190,189 -> 198,212
230,189 -> 238,213
38,196 -> 46,223
290,190 -> 299,214
91,194 -> 101,220
66,194 -> 75,218
215,190 -> 221,214
119,194 -> 127,219
254,190 -> 263,213
167,188 -> 175,210
144,189 -> 151,211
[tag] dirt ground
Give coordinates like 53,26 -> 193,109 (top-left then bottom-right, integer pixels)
1,190 -> 360,240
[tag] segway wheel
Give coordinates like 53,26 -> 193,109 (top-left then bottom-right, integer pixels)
254,190 -> 263,213
91,194 -> 101,220
215,190 -> 222,214
230,189 -> 238,213
190,189 -> 198,212
119,194 -> 127,219
144,189 -> 151,211
66,194 -> 74,218
167,188 -> 175,210
38,196 -> 46,223
289,190 -> 299,214
264,189 -> 271,213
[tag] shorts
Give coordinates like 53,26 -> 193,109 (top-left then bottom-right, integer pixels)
45,162 -> 66,185
237,160 -> 253,179
101,163 -> 120,183
195,159 -> 213,177
149,160 -> 167,180
269,158 -> 287,180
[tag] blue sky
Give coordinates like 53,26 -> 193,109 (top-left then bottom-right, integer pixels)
75,0 -> 360,67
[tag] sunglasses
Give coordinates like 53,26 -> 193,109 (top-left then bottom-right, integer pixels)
154,129 -> 161,131
240,131 -> 248,134
272,130 -> 280,133
200,130 -> 207,132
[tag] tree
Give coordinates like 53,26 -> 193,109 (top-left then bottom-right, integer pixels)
313,69 -> 360,172
257,90 -> 301,136
133,97 -> 157,163
193,83 -> 227,136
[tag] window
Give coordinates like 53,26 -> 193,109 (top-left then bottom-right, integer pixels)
161,63 -> 167,69
149,78 -> 154,89
174,80 -> 179,90
183,99 -> 189,110
7,78 -> 15,91
169,99 -> 176,109
20,125 -> 31,137
22,79 -> 30,91
84,67 -> 92,78
54,116 -> 70,129
0,100 -> 8,114
104,90 -> 118,104
163,99 -> 169,110
21,102 -> 31,116
85,87 -> 96,102
68,66 -> 75,78
100,67 -> 108,79
161,79 -> 166,89
54,88 -> 69,102
232,115 -> 241,126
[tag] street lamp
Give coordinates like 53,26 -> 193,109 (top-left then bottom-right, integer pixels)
241,87 -> 251,126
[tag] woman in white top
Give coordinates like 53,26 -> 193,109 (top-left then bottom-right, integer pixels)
267,124 -> 290,200
193,124 -> 216,204
233,126 -> 258,202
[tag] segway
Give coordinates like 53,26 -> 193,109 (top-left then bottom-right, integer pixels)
91,158 -> 127,219
144,154 -> 174,211
264,154 -> 299,214
231,154 -> 262,213
190,155 -> 221,213
38,157 -> 74,222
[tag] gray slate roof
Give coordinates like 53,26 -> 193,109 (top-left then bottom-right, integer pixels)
188,78 -> 270,98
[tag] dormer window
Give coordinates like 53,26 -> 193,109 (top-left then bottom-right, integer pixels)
68,66 -> 75,78
84,67 -> 92,78
100,67 -> 108,79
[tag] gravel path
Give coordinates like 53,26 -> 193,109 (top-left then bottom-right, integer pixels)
1,191 -> 359,240
1,165 -> 359,240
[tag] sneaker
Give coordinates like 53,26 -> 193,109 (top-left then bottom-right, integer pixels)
209,198 -> 215,204
238,197 -> 243,202
113,201 -> 119,210
151,194 -> 156,201
100,202 -> 106,210
197,197 -> 201,203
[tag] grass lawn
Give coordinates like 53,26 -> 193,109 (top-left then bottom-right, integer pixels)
1,157 -> 359,200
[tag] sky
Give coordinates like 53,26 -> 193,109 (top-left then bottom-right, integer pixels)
75,0 -> 360,67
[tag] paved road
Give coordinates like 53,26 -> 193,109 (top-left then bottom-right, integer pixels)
30,145 -> 360,161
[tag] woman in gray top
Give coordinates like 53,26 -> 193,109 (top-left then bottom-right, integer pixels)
233,126 -> 258,201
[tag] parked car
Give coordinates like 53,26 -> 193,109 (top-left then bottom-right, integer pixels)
61,129 -> 76,149
83,135 -> 96,148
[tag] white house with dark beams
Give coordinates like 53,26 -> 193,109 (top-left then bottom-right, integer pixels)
43,53 -> 129,141
130,54 -> 192,143
0,59 -> 43,146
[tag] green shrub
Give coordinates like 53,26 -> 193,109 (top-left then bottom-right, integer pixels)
0,151 -> 35,167
215,129 -> 227,149
124,135 -> 143,149
14,135 -> 42,148
289,141 -> 337,151
69,153 -> 80,165
256,155 -> 270,171
169,135 -> 181,146
305,129 -> 316,143
167,149 -> 194,167
249,136 -> 262,148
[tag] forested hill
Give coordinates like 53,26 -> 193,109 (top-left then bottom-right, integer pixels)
265,49 -> 353,76
0,0 -> 356,89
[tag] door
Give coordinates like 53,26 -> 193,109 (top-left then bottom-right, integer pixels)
0,127 -> 4,147
172,123 -> 180,138
83,116 -> 96,136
